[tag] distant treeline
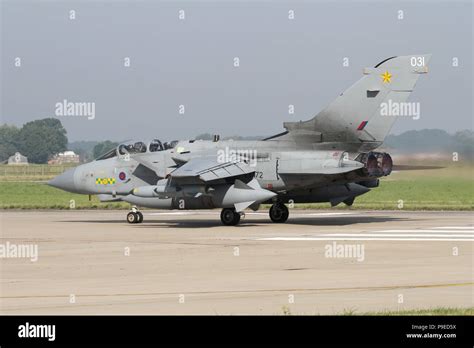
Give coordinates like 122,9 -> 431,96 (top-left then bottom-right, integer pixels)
0,118 -> 119,164
0,118 -> 68,163
69,140 -> 118,162
384,129 -> 473,157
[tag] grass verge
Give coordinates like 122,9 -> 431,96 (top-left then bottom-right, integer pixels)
0,165 -> 472,210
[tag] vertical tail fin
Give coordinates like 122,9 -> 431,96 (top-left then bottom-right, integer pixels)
283,54 -> 431,151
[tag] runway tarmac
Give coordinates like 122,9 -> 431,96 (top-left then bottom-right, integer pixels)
0,209 -> 472,314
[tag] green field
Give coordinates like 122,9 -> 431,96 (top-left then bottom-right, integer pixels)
281,306 -> 474,315
359,307 -> 474,316
0,164 -> 76,181
321,165 -> 473,210
0,164 -> 472,210
0,181 -> 129,209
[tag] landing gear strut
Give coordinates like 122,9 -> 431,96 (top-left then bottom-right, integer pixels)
269,203 -> 289,223
220,208 -> 241,226
127,206 -> 143,224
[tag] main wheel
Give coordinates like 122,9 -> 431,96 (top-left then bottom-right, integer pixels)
343,197 -> 354,206
127,212 -> 138,224
220,208 -> 241,226
269,203 -> 289,223
136,211 -> 144,223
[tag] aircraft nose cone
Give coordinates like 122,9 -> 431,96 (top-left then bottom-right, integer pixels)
48,168 -> 77,192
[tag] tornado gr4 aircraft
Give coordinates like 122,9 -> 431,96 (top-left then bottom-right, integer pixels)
49,54 -> 430,225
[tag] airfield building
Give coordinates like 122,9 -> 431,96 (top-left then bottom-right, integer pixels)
48,151 -> 80,165
7,152 -> 28,165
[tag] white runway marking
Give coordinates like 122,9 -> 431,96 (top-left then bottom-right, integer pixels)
433,226 -> 473,230
376,229 -> 473,233
257,227 -> 474,242
321,234 -> 473,238
373,230 -> 474,234
258,237 -> 474,242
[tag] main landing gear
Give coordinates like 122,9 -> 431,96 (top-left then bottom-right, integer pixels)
220,208 -> 242,226
220,204 -> 289,225
127,206 -> 143,224
269,203 -> 289,223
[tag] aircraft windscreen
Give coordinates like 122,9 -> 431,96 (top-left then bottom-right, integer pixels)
149,139 -> 178,152
149,139 -> 163,152
118,141 -> 147,155
164,140 -> 179,149
96,148 -> 117,161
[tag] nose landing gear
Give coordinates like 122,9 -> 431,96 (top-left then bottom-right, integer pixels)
269,203 -> 289,223
127,206 -> 143,224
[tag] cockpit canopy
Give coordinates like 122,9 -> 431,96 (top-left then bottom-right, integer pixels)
118,141 -> 146,155
96,139 -> 178,160
149,139 -> 163,152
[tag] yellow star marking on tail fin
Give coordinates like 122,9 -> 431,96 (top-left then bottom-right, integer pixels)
381,71 -> 392,83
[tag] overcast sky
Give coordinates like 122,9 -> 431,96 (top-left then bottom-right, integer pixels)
1,0 -> 472,142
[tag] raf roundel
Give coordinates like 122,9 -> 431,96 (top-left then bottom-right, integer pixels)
119,171 -> 127,181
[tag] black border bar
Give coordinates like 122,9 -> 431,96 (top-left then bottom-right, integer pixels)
0,315 -> 472,346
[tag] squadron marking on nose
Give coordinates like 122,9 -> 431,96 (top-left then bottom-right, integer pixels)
95,177 -> 116,185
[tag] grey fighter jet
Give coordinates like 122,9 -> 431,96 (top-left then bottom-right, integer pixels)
49,54 -> 431,225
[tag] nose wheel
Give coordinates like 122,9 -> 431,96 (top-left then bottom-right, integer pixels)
269,203 -> 289,223
127,207 -> 143,224
220,208 -> 241,226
